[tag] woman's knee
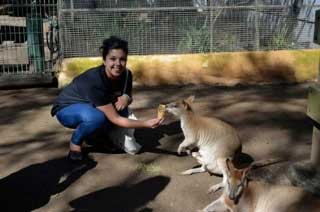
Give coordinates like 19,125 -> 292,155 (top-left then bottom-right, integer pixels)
81,109 -> 106,126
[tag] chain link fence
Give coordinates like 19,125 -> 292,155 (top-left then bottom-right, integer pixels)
0,0 -> 58,82
58,0 -> 320,58
1,0 -> 319,83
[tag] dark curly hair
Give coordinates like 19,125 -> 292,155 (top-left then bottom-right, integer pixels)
100,36 -> 128,60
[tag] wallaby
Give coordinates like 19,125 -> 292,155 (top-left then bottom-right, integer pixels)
202,158 -> 320,212
165,95 -> 242,193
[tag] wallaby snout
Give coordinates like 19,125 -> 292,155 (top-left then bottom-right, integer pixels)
165,96 -> 195,117
165,101 -> 184,117
228,191 -> 241,204
165,102 -> 179,111
229,192 -> 236,201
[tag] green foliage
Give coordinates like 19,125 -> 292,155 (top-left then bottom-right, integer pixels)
269,28 -> 295,50
137,163 -> 162,175
214,33 -> 237,52
178,24 -> 210,53
102,13 -> 153,54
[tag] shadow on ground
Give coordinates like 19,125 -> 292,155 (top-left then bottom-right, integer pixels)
84,120 -> 182,156
136,120 -> 182,156
0,157 -> 97,212
69,176 -> 170,212
0,83 -> 316,212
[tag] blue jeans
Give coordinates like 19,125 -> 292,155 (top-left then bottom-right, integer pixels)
56,103 -> 128,145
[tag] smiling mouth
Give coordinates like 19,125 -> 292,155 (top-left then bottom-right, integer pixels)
112,68 -> 122,72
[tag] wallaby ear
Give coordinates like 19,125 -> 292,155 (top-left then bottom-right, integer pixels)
185,95 -> 195,104
241,165 -> 251,179
182,100 -> 192,111
226,158 -> 235,171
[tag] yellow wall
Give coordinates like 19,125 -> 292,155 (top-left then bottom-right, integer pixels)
57,49 -> 320,88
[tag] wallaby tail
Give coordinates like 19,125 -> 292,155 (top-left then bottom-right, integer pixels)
251,158 -> 287,169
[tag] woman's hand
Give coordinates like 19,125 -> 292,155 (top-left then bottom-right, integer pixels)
115,95 -> 129,111
144,117 -> 165,128
98,103 -> 165,129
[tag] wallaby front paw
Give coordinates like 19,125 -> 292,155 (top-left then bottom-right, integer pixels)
180,169 -> 193,175
178,144 -> 188,155
191,152 -> 197,157
177,148 -> 183,155
207,184 -> 223,194
207,188 -> 214,194
201,208 -> 213,212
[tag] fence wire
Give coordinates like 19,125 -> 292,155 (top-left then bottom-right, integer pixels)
59,0 -> 320,58
0,0 -> 58,76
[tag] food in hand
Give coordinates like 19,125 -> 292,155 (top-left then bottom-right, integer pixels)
158,104 -> 166,118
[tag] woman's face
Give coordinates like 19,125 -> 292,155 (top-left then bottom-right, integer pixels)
104,48 -> 127,80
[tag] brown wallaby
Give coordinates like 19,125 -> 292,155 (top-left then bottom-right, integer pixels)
201,159 -> 320,212
165,95 -> 242,193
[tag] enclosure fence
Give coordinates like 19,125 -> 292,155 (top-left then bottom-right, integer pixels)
1,0 -> 320,85
58,0 -> 320,58
0,0 -> 58,84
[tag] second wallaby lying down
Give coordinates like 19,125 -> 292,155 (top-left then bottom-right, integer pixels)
165,95 -> 242,193
202,159 -> 320,212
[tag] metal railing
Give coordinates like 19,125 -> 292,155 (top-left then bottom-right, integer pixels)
0,0 -> 58,85
58,0 -> 320,58
1,0 -> 319,86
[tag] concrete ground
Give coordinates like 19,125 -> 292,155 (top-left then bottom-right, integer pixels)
0,83 -> 317,212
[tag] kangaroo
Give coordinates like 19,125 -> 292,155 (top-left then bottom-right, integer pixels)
202,159 -> 320,212
165,95 -> 242,193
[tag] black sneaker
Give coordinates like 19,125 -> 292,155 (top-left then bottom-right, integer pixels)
67,150 -> 83,161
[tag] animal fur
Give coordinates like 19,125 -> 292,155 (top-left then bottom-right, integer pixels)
202,159 -> 320,212
165,95 -> 242,193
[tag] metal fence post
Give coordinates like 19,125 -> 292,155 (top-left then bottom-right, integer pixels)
311,56 -> 320,165
209,0 -> 213,52
26,2 -> 44,73
255,0 -> 260,50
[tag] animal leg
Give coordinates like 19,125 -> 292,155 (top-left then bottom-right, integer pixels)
207,182 -> 224,194
192,152 -> 208,165
207,158 -> 229,194
177,138 -> 196,155
202,197 -> 228,212
181,164 -> 206,175
192,151 -> 201,158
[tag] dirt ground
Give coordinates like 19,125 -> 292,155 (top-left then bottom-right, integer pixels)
0,83 -> 316,212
